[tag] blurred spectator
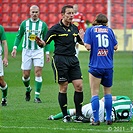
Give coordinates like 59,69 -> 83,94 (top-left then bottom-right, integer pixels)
73,4 -> 85,57
85,20 -> 92,29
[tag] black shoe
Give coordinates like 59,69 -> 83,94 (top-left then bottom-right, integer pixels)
34,98 -> 42,103
74,115 -> 90,123
90,120 -> 100,126
63,115 -> 71,122
1,98 -> 7,106
106,120 -> 112,125
25,89 -> 32,101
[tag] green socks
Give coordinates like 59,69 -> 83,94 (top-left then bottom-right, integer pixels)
35,81 -> 42,98
22,76 -> 43,99
1,84 -> 8,98
22,77 -> 31,92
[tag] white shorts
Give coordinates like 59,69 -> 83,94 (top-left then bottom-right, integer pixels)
21,48 -> 44,70
0,56 -> 4,76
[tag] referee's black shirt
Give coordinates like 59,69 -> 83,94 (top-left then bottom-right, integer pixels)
44,20 -> 83,56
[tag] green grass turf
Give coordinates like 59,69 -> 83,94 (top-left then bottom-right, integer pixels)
0,51 -> 133,133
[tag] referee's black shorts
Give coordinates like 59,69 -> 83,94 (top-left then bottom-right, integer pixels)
52,55 -> 83,83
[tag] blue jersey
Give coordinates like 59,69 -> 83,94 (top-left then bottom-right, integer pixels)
84,25 -> 117,68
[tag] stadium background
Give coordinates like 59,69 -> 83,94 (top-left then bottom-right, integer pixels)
0,1 -> 133,132
0,0 -> 132,51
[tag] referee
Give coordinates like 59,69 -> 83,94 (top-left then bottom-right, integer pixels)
36,5 -> 89,123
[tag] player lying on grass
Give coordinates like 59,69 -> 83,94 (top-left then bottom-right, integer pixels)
48,96 -> 133,123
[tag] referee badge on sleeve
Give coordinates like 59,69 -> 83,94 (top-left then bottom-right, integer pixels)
74,37 -> 77,43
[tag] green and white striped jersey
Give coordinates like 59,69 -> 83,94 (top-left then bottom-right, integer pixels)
112,96 -> 133,122
0,25 -> 6,55
14,18 -> 50,51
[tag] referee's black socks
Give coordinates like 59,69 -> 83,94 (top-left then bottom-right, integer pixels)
58,92 -> 68,117
74,91 -> 83,116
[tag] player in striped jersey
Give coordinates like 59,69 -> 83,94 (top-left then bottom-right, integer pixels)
111,96 -> 133,122
0,25 -> 8,106
11,5 -> 50,103
48,96 -> 133,123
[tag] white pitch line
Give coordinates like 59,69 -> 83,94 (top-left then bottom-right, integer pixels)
0,126 -> 133,133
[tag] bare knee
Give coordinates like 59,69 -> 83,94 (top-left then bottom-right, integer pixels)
0,77 -> 6,87
72,79 -> 83,92
23,70 -> 30,79
75,83 -> 83,92
59,82 -> 68,93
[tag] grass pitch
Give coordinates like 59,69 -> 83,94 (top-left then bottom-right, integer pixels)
0,51 -> 133,133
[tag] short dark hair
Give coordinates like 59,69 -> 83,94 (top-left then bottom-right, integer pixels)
92,13 -> 108,26
61,5 -> 73,13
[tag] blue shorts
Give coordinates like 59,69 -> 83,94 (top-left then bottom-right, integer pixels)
89,67 -> 113,87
